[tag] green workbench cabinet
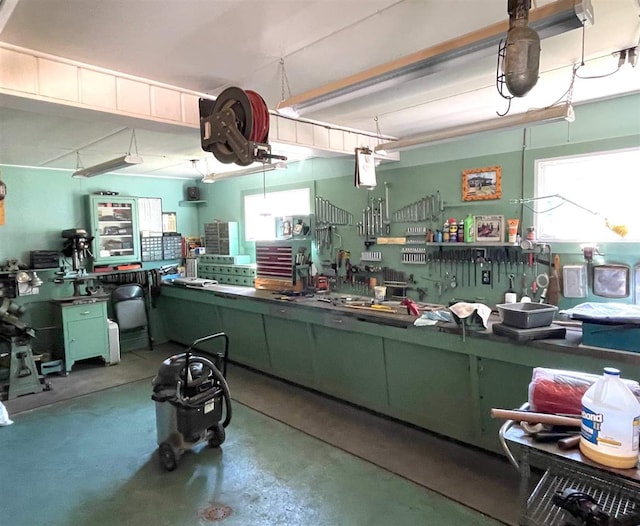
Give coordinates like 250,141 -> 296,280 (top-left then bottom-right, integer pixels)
475,357 -> 534,452
219,307 -> 271,369
383,339 -> 475,443
54,300 -> 110,372
263,311 -> 315,386
156,286 -> 640,455
87,195 -> 141,266
310,320 -> 388,411
160,296 -> 223,349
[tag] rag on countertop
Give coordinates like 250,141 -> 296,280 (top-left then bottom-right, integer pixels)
448,302 -> 492,329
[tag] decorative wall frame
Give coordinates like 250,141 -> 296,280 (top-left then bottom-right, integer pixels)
462,166 -> 502,201
474,215 -> 505,243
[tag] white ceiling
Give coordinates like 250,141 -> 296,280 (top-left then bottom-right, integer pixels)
0,0 -> 639,179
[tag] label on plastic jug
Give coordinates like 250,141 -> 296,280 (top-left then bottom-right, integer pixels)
581,405 -> 640,454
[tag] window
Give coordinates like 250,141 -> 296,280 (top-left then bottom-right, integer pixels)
534,148 -> 640,242
244,187 -> 311,241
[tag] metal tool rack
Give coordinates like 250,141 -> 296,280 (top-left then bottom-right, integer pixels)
500,415 -> 640,525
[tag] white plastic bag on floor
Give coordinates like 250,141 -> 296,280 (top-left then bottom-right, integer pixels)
0,401 -> 13,426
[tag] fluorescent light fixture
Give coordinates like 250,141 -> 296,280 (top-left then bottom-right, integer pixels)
275,106 -> 300,119
279,0 -> 591,115
375,104 -> 574,153
72,154 -> 143,178
202,162 -> 287,183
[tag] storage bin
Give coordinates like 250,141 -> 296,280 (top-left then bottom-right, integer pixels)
496,302 -> 557,329
581,321 -> 640,353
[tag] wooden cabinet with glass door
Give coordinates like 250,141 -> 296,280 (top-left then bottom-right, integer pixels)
88,195 -> 141,266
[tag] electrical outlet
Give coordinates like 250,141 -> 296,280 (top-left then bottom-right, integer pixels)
481,270 -> 491,285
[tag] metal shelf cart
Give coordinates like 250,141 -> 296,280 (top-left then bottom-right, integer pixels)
500,413 -> 639,525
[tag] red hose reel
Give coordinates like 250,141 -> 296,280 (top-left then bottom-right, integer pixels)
245,90 -> 270,144
199,87 -> 283,166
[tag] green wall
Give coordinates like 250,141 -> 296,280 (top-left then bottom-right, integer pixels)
195,93 -> 640,309
1,93 -> 638,352
0,168 -> 199,264
0,167 -> 199,350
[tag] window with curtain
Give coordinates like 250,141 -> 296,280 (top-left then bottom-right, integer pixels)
244,187 -> 311,241
534,148 -> 640,242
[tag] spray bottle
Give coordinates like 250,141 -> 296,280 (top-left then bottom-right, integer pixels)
463,214 -> 475,243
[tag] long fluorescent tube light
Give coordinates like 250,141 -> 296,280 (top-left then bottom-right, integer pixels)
202,162 -> 287,183
280,0 -> 592,115
72,154 -> 144,178
375,104 -> 574,153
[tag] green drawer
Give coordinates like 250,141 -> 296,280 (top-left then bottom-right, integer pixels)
61,301 -> 106,322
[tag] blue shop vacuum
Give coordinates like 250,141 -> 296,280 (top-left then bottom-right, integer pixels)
151,333 -> 232,471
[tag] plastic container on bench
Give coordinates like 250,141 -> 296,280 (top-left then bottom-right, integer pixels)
496,302 -> 558,329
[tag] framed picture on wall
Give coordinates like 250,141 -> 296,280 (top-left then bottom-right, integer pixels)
474,215 -> 504,243
462,166 -> 502,201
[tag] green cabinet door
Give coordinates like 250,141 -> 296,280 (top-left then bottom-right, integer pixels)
219,307 -> 270,369
475,357 -> 533,453
310,321 -> 388,411
88,195 -> 141,266
160,296 -> 223,351
263,314 -> 314,386
384,339 -> 474,442
57,301 -> 109,372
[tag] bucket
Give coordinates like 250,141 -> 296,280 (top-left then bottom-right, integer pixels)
579,367 -> 640,469
374,286 -> 387,303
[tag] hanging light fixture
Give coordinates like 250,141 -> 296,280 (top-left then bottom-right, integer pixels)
279,0 -> 592,115
72,130 -> 143,178
201,162 -> 287,183
375,103 -> 574,152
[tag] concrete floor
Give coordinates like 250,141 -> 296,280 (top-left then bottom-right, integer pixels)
1,343 -> 521,525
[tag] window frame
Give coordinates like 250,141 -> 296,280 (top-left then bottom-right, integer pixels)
533,147 -> 640,243
242,185 -> 312,242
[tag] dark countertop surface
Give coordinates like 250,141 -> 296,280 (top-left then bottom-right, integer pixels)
162,282 -> 638,362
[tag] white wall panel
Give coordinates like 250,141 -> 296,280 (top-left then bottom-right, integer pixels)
329,129 -> 343,152
276,116 -> 296,143
0,48 -> 37,94
312,124 -> 329,149
38,58 -> 78,102
80,69 -> 117,109
182,94 -> 200,126
116,77 -> 150,116
151,85 -> 181,122
296,121 -> 313,146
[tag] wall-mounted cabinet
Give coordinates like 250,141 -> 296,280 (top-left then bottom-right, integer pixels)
88,195 -> 141,266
